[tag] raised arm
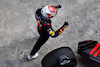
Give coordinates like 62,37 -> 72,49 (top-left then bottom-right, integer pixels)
47,22 -> 69,37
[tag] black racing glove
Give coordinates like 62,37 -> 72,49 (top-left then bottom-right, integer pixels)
55,5 -> 61,9
63,22 -> 69,28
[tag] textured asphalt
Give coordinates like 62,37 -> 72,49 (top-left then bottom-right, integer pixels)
0,0 -> 100,67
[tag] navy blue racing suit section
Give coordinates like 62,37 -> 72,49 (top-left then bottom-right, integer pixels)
30,27 -> 49,55
47,25 -> 66,37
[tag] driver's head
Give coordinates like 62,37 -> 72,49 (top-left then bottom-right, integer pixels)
41,5 -> 58,20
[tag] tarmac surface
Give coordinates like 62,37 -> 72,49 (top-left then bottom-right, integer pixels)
0,0 -> 100,67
